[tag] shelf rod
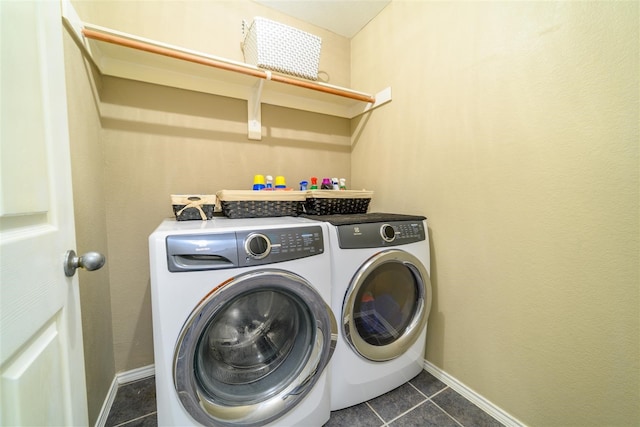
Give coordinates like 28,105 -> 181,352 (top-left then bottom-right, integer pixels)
81,28 -> 376,104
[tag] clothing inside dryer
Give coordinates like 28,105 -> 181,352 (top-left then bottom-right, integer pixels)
353,262 -> 419,346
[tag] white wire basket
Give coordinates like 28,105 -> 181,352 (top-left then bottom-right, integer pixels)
242,17 -> 322,81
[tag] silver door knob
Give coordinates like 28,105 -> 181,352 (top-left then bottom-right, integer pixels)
64,250 -> 106,277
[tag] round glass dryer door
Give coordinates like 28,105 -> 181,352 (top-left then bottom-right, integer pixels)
174,269 -> 336,427
343,249 -> 431,361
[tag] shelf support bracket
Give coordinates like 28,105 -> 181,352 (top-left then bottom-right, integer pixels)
348,87 -> 392,118
248,71 -> 272,140
247,79 -> 263,140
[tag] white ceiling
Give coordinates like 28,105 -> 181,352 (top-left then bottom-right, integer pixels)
254,0 -> 391,39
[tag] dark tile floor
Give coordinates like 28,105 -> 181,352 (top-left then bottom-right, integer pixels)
105,370 -> 503,427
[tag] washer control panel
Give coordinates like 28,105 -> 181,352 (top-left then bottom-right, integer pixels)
166,225 -> 324,272
237,226 -> 324,267
337,220 -> 425,249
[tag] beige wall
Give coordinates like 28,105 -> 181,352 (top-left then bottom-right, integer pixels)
351,1 -> 639,426
63,27 -> 115,424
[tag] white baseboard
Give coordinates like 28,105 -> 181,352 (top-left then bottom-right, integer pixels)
94,364 -> 155,427
94,376 -> 118,427
423,360 -> 526,427
116,364 -> 155,385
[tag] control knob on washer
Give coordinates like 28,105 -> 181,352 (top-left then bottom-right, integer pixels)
245,233 -> 271,259
380,224 -> 396,242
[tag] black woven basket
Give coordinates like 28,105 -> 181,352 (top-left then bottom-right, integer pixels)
304,197 -> 371,215
220,200 -> 303,218
172,204 -> 216,221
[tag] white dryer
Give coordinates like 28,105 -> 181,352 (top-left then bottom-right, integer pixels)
317,213 -> 432,410
149,217 -> 336,427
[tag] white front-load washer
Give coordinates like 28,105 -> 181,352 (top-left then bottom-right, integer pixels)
315,213 -> 432,410
149,216 -> 337,427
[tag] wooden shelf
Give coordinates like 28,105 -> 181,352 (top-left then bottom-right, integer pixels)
61,1 -> 391,140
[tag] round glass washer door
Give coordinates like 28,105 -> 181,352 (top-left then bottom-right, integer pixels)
174,269 -> 337,427
343,249 -> 431,362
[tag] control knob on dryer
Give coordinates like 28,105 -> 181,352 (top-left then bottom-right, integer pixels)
245,233 -> 271,259
380,224 -> 396,242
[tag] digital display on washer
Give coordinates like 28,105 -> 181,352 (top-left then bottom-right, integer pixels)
166,226 -> 324,271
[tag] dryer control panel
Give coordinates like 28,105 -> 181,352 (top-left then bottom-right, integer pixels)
166,225 -> 324,272
337,220 -> 425,249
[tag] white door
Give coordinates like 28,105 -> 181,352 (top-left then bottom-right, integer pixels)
0,1 -> 89,425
